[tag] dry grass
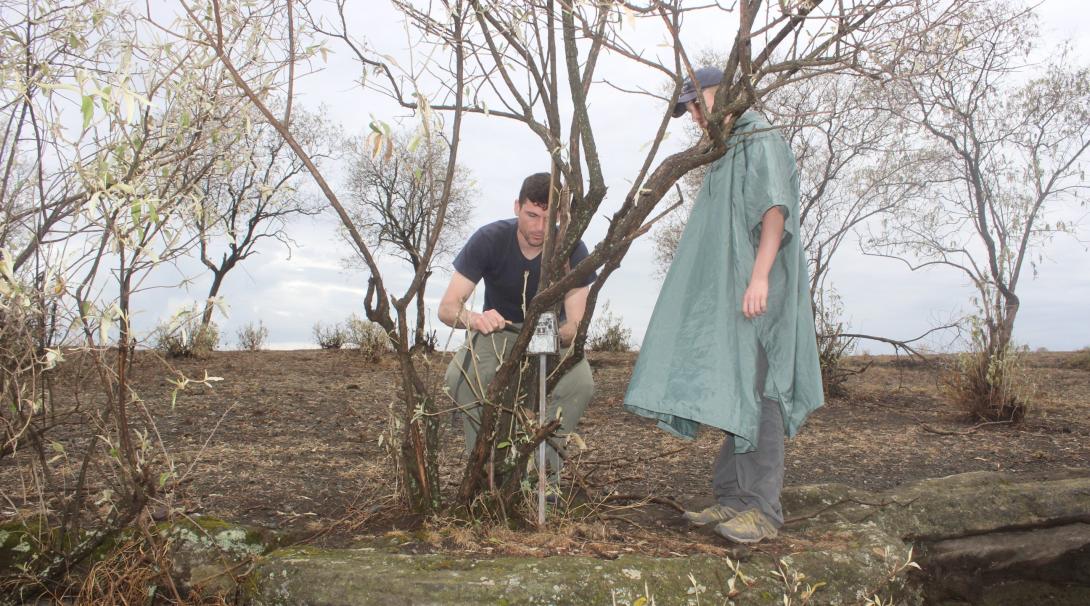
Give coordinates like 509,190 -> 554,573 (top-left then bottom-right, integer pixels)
1065,348 -> 1090,371
944,347 -> 1030,423
64,532 -> 230,605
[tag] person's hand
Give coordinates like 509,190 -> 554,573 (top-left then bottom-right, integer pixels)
471,309 -> 508,334
742,278 -> 769,319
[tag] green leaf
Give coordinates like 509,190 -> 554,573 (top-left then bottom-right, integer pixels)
81,95 -> 93,130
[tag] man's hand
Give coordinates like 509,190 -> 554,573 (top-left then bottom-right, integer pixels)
470,309 -> 508,334
742,277 -> 769,319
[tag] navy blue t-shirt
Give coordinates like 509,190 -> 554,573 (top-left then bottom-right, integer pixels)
452,219 -> 596,323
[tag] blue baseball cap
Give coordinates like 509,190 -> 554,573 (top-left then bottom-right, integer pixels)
672,66 -> 724,118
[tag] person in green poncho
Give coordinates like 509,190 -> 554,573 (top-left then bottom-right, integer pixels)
623,67 -> 824,544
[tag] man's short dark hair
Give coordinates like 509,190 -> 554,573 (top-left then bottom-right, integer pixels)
518,172 -> 552,209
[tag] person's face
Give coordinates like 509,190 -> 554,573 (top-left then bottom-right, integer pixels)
687,86 -> 718,130
514,199 -> 548,247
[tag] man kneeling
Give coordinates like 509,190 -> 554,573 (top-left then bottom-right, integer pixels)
438,172 -> 596,490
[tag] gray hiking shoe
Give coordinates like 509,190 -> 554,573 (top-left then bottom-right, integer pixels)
682,504 -> 742,526
714,509 -> 779,544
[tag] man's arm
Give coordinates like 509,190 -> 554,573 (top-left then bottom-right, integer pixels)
438,271 -> 507,334
558,285 -> 590,346
743,206 -> 785,319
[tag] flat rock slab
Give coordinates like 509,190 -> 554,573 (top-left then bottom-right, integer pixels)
242,471 -> 1090,605
796,472 -> 1090,541
927,523 -> 1090,576
249,522 -> 915,606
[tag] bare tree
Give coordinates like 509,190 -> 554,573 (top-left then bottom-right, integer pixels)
866,3 -> 1090,419
0,1 -> 250,597
343,128 -> 474,351
169,0 -> 472,513
195,103 -> 328,333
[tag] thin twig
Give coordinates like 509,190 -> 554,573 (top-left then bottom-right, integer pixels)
920,420 -> 1014,436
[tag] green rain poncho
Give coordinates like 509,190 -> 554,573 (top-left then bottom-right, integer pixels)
624,111 -> 823,453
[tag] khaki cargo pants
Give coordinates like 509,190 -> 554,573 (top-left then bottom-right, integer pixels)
444,328 -> 594,484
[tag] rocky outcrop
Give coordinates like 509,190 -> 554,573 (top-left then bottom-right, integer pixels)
783,471 -> 1090,605
3,471 -> 1088,604
247,524 -> 915,605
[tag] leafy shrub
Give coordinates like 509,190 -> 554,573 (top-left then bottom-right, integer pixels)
946,323 -> 1031,423
236,321 -> 269,351
587,302 -> 632,352
155,318 -> 218,359
345,313 -> 389,360
313,322 -> 347,350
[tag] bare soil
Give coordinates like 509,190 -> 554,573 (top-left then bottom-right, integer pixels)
4,348 -> 1089,559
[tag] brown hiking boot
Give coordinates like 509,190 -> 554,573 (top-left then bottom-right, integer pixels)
714,509 -> 779,544
682,504 -> 742,526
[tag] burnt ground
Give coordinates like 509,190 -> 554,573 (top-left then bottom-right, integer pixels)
3,348 -> 1089,559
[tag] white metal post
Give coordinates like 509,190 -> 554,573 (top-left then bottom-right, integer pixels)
538,353 -> 547,527
527,312 -> 558,528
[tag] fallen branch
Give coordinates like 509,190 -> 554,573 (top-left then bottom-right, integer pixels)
834,322 -> 961,360
600,514 -> 650,532
920,420 -> 1014,436
601,493 -> 686,513
581,445 -> 689,468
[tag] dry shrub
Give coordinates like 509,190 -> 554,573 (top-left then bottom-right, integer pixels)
235,321 -> 269,351
1,299 -> 48,459
344,313 -> 390,360
73,535 -> 229,606
814,290 -> 861,398
155,321 -> 219,359
946,340 -> 1031,423
1066,347 -> 1090,371
413,328 -> 438,353
587,302 -> 632,352
817,331 -> 855,398
312,321 -> 347,350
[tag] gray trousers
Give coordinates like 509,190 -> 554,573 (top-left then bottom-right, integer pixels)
444,329 -> 594,484
712,345 -> 786,527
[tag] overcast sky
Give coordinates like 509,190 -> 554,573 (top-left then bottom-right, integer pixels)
134,0 -> 1090,353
